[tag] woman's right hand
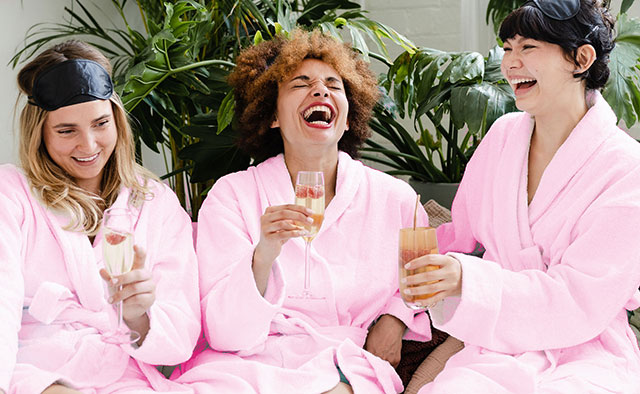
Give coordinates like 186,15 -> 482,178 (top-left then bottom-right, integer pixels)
254,204 -> 313,265
42,384 -> 82,394
252,204 -> 313,294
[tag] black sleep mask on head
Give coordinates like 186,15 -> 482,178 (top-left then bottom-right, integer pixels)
523,0 -> 581,21
29,59 -> 113,111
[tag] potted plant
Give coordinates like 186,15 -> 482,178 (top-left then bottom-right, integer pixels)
363,0 -> 640,209
362,45 -> 516,208
11,0 -> 415,218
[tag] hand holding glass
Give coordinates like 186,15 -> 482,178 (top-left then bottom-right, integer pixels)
101,207 -> 140,344
398,227 -> 439,310
290,171 -> 325,299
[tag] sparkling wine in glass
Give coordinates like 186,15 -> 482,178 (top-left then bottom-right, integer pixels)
101,207 -> 140,344
290,171 -> 325,299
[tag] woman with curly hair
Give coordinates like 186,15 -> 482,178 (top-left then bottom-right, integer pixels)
0,40 -> 200,393
406,1 -> 640,392
172,29 -> 432,393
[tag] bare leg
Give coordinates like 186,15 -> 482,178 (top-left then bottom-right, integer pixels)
322,382 -> 354,394
42,384 -> 82,394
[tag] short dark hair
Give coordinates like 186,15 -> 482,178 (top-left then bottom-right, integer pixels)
499,0 -> 615,90
228,29 -> 379,162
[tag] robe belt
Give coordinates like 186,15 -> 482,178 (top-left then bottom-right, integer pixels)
24,281 -> 113,333
270,314 -> 368,347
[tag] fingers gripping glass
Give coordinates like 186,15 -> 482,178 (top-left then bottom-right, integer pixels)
289,171 -> 325,300
524,0 -> 580,21
101,207 -> 140,344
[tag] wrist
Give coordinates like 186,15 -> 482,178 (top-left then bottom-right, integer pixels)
253,244 -> 276,269
378,314 -> 407,333
124,312 -> 150,345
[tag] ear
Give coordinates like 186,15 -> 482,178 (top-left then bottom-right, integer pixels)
271,116 -> 279,129
574,44 -> 597,74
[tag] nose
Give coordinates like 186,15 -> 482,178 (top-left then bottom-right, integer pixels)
77,130 -> 98,153
502,52 -> 522,70
310,81 -> 330,98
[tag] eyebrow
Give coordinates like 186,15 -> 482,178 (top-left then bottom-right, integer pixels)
289,75 -> 343,84
52,114 -> 111,129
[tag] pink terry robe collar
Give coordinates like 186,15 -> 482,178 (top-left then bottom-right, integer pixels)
491,91 -> 616,272
36,186 -> 143,313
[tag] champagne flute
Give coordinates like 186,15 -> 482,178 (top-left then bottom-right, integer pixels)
290,171 -> 325,299
101,207 -> 140,344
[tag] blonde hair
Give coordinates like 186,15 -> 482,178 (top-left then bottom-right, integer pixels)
16,40 -> 157,234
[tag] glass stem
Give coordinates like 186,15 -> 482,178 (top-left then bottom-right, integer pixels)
304,240 -> 311,293
117,285 -> 123,330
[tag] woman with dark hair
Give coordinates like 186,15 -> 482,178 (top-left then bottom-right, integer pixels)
0,40 -> 200,393
406,0 -> 640,392
172,29 -> 431,393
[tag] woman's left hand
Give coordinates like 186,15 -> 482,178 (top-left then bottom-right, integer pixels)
100,246 -> 155,334
402,254 -> 462,307
364,314 -> 406,368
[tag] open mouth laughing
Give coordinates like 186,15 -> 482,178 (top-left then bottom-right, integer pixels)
510,78 -> 537,94
301,103 -> 336,128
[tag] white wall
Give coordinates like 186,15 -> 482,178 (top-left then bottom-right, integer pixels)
2,1 -> 639,167
1,0 -> 71,165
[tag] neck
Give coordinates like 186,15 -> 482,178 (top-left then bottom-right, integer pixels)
283,148 -> 339,203
76,178 -> 101,196
531,90 -> 589,154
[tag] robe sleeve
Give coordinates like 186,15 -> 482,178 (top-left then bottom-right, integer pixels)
124,184 -> 201,365
436,119 -> 496,255
431,168 -> 640,354
0,187 -> 25,392
380,290 -> 432,341
197,176 -> 286,352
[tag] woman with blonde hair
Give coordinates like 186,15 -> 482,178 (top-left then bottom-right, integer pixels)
0,40 -> 200,393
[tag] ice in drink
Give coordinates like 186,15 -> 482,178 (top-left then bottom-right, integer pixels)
398,227 -> 439,309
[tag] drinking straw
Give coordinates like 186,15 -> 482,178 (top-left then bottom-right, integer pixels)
413,194 -> 420,230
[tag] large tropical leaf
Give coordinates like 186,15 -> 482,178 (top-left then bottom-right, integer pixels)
604,13 -> 640,127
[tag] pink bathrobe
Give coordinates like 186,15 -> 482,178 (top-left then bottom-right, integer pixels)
173,152 -> 431,393
420,91 -> 640,393
0,165 -> 201,394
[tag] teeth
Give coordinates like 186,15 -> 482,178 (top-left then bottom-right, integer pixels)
303,105 -> 332,120
510,78 -> 537,85
75,153 -> 99,162
309,121 -> 328,125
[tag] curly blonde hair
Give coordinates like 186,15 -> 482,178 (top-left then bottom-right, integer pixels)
228,29 -> 380,161
16,40 -> 156,235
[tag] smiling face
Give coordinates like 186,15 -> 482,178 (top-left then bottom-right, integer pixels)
42,99 -> 117,194
501,35 -> 581,116
272,58 -> 349,156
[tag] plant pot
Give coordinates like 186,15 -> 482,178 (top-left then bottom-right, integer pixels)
408,179 -> 460,210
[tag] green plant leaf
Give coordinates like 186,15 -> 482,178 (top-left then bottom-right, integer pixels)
450,52 -> 484,83
621,0 -> 635,14
605,14 -> 640,127
451,82 -> 516,135
178,134 -> 250,183
217,90 -> 235,134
